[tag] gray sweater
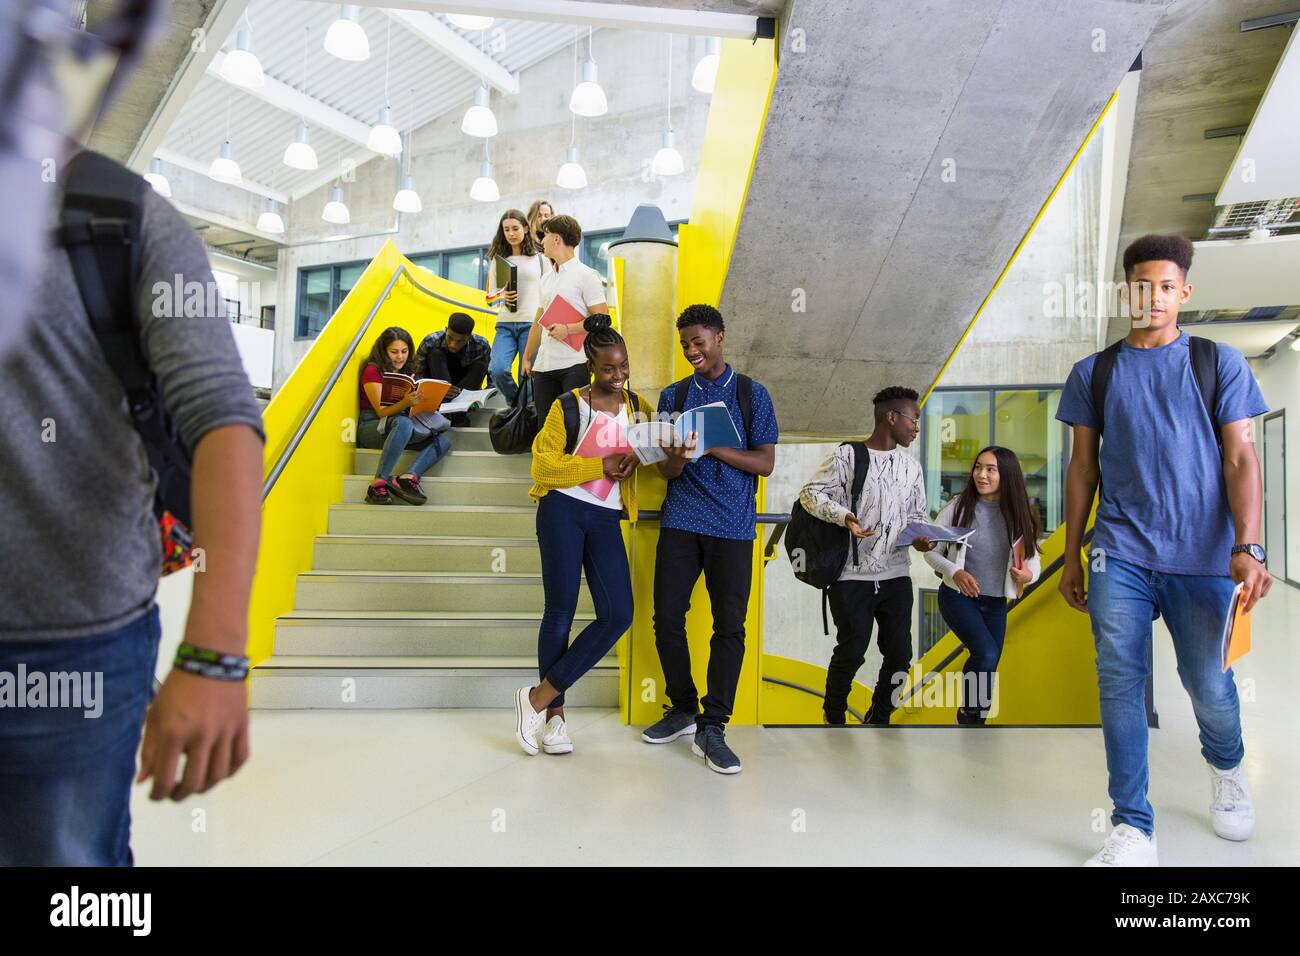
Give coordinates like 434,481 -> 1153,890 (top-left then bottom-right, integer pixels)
0,186 -> 265,640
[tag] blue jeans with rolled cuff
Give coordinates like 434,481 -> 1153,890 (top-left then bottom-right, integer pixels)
358,409 -> 451,480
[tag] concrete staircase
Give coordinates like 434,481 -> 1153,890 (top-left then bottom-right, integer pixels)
251,402 -> 618,709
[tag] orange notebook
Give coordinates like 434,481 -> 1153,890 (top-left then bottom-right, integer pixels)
1220,582 -> 1252,673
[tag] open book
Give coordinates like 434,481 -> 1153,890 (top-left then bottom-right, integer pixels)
1220,582 -> 1252,672
570,410 -> 734,466
440,387 -> 497,415
893,521 -> 974,548
380,372 -> 451,414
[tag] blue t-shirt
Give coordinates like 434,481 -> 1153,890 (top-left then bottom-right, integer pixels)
1055,332 -> 1268,576
658,365 -> 779,541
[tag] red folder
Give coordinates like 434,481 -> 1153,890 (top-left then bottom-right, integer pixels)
539,294 -> 587,351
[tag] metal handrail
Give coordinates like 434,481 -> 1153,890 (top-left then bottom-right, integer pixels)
761,677 -> 865,723
261,264 -> 496,499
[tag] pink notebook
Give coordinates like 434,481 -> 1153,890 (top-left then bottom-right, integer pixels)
539,294 -> 587,351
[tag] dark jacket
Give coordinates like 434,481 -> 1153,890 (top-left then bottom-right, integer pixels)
414,329 -> 491,387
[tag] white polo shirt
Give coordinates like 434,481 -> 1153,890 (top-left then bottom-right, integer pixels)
533,255 -> 606,373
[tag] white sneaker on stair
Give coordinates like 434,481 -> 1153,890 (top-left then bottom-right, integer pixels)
542,715 -> 573,754
1084,824 -> 1158,867
514,686 -> 544,756
1209,763 -> 1254,841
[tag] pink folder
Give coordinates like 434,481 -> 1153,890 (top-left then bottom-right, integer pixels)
539,294 -> 587,351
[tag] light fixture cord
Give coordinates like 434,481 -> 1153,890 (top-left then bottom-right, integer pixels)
666,36 -> 672,130
384,18 -> 391,105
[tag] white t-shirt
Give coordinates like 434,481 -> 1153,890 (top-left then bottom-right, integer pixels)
555,397 -> 626,511
533,256 -> 606,373
492,253 -> 546,323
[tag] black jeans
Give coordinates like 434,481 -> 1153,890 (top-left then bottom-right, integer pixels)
653,528 -> 753,727
531,362 -> 590,428
823,577 -> 914,721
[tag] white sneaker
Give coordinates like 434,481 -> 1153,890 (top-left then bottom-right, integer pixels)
1084,824 -> 1158,866
514,687 -> 544,756
542,715 -> 573,755
1209,763 -> 1254,841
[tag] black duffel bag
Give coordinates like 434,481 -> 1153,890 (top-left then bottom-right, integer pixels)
489,378 -> 539,454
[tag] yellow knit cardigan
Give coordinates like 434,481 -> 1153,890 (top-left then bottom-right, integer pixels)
528,387 -> 655,521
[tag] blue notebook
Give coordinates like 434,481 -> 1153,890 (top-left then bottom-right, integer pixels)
676,401 -> 743,458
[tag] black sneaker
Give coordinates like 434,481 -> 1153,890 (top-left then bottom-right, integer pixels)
365,480 -> 394,505
692,724 -> 741,774
641,705 -> 698,744
390,474 -> 427,505
822,708 -> 846,726
863,704 -> 891,726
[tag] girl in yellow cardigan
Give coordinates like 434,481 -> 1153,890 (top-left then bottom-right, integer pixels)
514,315 -> 655,756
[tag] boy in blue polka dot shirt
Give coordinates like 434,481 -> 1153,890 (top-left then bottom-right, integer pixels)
640,304 -> 779,775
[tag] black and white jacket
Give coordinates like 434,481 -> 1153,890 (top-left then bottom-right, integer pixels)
798,444 -> 929,578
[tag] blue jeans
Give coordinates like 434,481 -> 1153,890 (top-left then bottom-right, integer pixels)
357,410 -> 450,480
936,584 -> 1007,723
535,491 -> 634,708
1088,556 -> 1242,835
490,321 -> 532,404
0,605 -> 161,866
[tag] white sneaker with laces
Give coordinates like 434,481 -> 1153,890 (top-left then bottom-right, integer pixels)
1209,763 -> 1254,841
1084,824 -> 1158,867
542,715 -> 573,755
514,687 -> 544,756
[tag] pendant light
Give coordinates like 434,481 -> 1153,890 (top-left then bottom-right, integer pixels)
393,91 -> 422,213
324,4 -> 369,62
691,36 -> 721,94
556,45 -> 587,189
144,157 -> 171,197
220,14 -> 264,89
569,27 -> 607,117
283,29 -> 319,170
209,94 -> 242,184
461,30 -> 498,137
257,198 -> 285,234
470,142 -> 498,202
652,38 -> 684,176
447,13 -> 494,30
322,185 -> 350,224
367,20 -> 403,156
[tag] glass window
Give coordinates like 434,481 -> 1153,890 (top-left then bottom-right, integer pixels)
444,249 -> 484,288
298,267 -> 332,338
336,263 -> 365,305
922,390 -> 991,518
992,389 -> 1067,533
409,254 -> 440,277
583,231 -> 619,282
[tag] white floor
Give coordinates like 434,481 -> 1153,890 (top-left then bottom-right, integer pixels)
131,583 -> 1300,866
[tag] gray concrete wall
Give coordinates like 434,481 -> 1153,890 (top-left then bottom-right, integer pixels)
720,0 -> 1169,436
271,29 -> 711,387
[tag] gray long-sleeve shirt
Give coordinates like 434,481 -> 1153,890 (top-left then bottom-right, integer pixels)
0,183 -> 265,640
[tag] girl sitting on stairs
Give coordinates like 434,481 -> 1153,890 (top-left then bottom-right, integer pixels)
357,326 -> 452,506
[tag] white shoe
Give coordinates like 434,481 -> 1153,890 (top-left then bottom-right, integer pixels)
514,687 -> 544,756
542,715 -> 573,754
1084,824 -> 1158,867
1209,763 -> 1254,841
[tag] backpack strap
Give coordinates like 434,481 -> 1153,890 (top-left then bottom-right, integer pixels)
58,150 -> 149,402
560,390 -> 581,454
844,440 -> 871,565
736,372 -> 754,446
1188,335 -> 1221,446
673,375 -> 690,414
1089,340 -> 1123,436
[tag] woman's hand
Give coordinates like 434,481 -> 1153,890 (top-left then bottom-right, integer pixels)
1009,564 -> 1032,585
602,455 -> 630,481
953,570 -> 980,598
844,515 -> 876,539
520,356 -> 533,378
613,454 -> 637,482
505,290 -> 518,307
546,324 -> 568,341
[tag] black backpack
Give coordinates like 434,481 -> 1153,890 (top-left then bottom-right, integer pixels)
1091,335 -> 1220,445
672,371 -> 753,442
559,386 -> 645,452
57,150 -> 194,575
778,441 -> 870,633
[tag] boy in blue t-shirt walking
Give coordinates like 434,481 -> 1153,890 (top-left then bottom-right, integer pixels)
640,304 -> 779,774
1056,234 -> 1272,866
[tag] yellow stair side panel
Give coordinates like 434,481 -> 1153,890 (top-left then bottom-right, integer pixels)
248,242 -> 500,665
624,35 -> 778,727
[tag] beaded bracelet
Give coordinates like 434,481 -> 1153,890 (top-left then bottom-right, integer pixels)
174,643 -> 250,681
